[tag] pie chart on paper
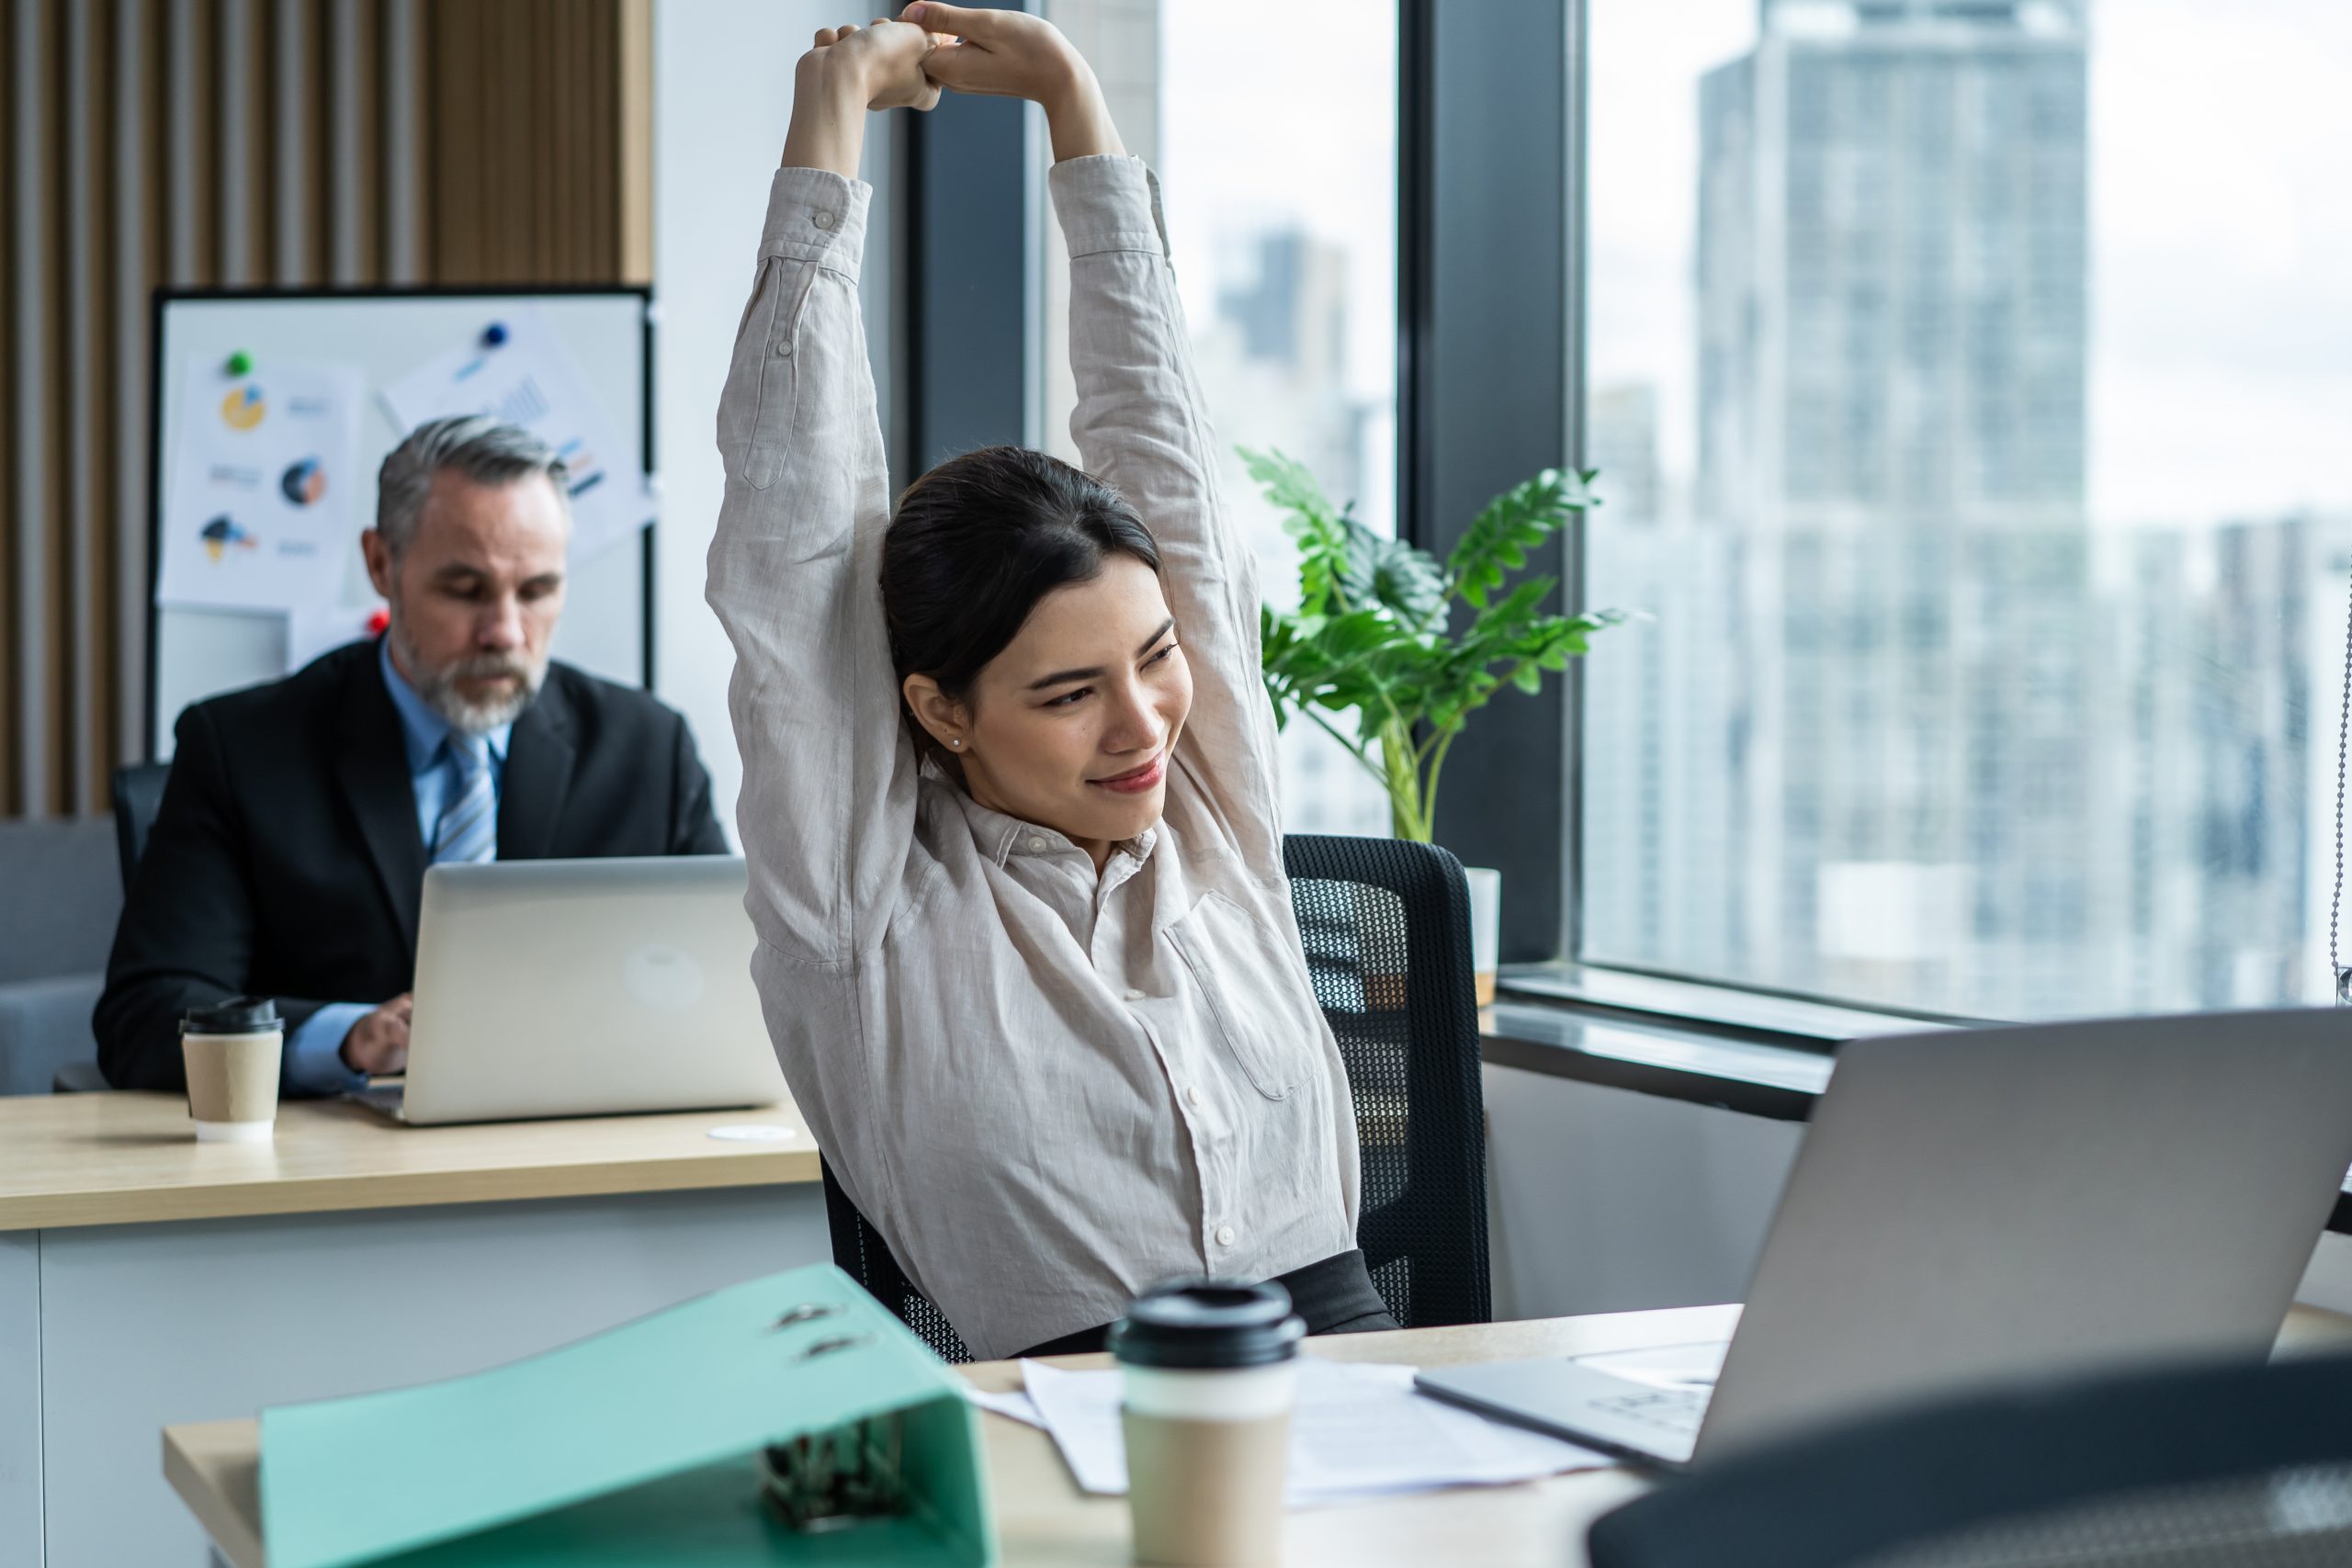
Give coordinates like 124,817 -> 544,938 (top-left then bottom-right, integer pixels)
220,384 -> 266,431
279,457 -> 328,506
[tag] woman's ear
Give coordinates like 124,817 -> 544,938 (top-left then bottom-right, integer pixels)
901,673 -> 971,753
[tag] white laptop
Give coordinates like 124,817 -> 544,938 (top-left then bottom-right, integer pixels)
1418,1009 -> 2352,1470
349,856 -> 786,1125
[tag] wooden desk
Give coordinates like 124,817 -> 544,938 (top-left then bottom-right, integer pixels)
0,1091 -> 828,1568
160,1304 -> 2352,1568
0,1089 -> 821,1230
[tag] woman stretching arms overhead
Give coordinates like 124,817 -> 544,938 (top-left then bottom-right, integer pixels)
707,6 -> 1392,1359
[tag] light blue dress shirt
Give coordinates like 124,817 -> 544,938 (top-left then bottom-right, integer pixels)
281,638 -> 514,1094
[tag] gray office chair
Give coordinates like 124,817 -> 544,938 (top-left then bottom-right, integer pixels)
1587,1352 -> 2352,1568
50,762 -> 175,1093
824,833 -> 1489,1362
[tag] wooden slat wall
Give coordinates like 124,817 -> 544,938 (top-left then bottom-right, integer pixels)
0,0 -> 651,820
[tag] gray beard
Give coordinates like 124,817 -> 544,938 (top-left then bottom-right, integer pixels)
388,618 -> 544,736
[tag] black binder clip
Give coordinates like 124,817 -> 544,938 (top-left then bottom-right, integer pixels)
760,1413 -> 909,1532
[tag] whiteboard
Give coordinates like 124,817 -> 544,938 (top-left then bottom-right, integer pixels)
148,289 -> 654,758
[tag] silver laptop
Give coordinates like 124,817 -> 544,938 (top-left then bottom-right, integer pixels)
1418,1010 -> 2352,1470
350,856 -> 786,1125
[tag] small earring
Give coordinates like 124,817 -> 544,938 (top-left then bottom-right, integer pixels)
949,739 -> 962,750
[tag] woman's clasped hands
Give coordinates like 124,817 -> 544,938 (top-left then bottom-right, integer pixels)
803,4 -> 1124,163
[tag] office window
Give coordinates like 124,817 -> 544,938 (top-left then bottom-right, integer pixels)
1578,0 -> 2352,1017
1036,0 -> 1398,836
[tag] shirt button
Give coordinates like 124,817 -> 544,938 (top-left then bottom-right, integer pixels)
1185,1085 -> 1203,1108
812,209 -> 837,231
1215,1225 -> 1237,1247
1026,836 -> 1046,852
773,337 -> 793,356
1124,988 -> 1147,1002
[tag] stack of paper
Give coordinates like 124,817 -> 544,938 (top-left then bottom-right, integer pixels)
968,1357 -> 1611,1506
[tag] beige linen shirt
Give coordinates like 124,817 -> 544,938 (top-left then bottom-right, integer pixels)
706,155 -> 1362,1361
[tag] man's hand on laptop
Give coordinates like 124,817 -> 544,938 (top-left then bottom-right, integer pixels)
339,994 -> 413,1077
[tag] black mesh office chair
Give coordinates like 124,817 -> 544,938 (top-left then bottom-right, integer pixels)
110,761 -> 171,890
822,832 -> 1489,1363
1587,1353 -> 2352,1568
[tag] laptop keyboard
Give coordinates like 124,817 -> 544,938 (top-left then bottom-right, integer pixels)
1590,1386 -> 1710,1436
347,1084 -> 407,1119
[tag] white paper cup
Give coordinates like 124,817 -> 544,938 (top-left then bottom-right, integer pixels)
1112,1280 -> 1305,1567
181,998 -> 283,1143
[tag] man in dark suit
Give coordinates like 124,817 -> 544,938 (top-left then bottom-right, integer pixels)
97,414 -> 729,1092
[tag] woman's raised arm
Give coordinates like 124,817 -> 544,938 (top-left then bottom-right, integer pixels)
705,26 -> 936,964
911,3 -> 1285,871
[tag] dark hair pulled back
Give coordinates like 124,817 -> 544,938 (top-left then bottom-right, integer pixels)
880,445 -> 1162,757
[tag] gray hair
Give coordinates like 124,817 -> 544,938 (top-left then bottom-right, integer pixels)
374,415 -> 571,557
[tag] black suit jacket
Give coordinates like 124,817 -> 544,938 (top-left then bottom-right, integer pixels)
96,640 -> 730,1090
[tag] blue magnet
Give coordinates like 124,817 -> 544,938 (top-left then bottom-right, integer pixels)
482,321 -> 509,348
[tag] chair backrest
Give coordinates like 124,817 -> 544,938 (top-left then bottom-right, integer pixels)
821,1161 -> 975,1363
111,761 -> 171,890
1283,833 -> 1489,1328
1587,1353 -> 2352,1568
0,818 -> 122,984
823,833 -> 1488,1361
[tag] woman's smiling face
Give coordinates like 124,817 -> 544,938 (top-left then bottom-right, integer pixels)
908,554 -> 1193,861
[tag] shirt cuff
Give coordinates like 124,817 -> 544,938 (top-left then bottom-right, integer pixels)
1049,154 -> 1170,259
284,1003 -> 371,1097
759,167 -> 872,276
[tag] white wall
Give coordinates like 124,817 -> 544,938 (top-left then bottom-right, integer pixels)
1484,1065 -> 1801,1320
650,0 -> 897,840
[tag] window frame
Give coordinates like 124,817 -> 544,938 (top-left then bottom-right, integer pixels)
1401,0 -> 1577,977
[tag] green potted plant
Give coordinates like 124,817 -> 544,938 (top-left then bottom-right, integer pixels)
1248,447 -> 1626,999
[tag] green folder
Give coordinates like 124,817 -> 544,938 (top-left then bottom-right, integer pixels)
256,1264 -> 998,1568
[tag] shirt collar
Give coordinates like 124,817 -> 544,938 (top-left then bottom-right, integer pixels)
920,757 -> 1159,868
378,635 -> 513,773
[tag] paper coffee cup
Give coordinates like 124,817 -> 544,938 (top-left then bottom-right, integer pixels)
181,997 -> 283,1142
1110,1280 -> 1305,1567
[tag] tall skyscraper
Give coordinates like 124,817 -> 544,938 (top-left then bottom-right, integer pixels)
1587,0 -> 2103,1014
1697,0 -> 2089,532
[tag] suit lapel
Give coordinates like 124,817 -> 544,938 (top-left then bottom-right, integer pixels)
335,649 -> 429,964
500,677 -> 576,861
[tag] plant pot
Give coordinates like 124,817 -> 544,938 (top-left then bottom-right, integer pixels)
1464,867 -> 1501,1008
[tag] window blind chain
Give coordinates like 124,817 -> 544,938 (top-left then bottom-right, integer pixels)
2333,564 -> 2352,1004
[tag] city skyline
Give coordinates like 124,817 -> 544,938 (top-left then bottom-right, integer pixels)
1585,0 -> 2352,1017
1590,0 -> 2352,531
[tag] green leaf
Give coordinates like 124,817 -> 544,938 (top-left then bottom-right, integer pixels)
1244,446 -> 1353,613
1353,532 -> 1448,628
1443,468 -> 1593,609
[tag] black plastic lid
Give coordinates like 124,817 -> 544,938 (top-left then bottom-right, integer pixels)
180,996 -> 281,1034
1107,1279 -> 1306,1370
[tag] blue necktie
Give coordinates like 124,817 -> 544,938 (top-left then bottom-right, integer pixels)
431,735 -> 497,864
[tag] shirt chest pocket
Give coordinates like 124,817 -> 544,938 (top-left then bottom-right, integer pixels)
1164,891 -> 1313,1102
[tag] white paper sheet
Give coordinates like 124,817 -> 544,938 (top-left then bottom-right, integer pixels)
157,359 -> 366,612
962,1384 -> 1045,1427
379,307 -> 650,563
1016,1358 -> 1611,1507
